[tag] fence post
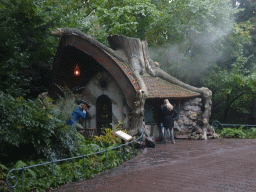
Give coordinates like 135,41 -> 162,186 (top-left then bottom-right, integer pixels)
246,125 -> 248,138
105,150 -> 108,169
83,154 -> 85,170
140,136 -> 142,151
222,124 -> 224,138
51,159 -> 55,176
21,167 -> 25,190
132,142 -> 134,157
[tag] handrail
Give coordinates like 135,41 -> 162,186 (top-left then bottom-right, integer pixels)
211,120 -> 256,138
6,127 -> 145,190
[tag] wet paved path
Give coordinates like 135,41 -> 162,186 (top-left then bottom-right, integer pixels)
55,139 -> 256,192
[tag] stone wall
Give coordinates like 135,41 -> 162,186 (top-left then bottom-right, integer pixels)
175,98 -> 203,134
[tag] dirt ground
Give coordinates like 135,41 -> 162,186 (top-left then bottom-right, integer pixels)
55,138 -> 256,192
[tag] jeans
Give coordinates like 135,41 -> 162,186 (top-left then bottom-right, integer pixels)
161,124 -> 176,144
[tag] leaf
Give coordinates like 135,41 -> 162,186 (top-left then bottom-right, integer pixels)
27,168 -> 37,179
0,164 -> 8,171
99,154 -> 106,161
14,160 -> 27,169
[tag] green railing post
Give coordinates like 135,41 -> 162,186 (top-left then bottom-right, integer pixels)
120,146 -> 122,159
222,124 -> 224,138
21,167 -> 24,190
132,142 -> 134,157
83,154 -> 85,170
246,125 -> 248,138
140,136 -> 142,151
105,150 -> 108,169
51,159 -> 54,176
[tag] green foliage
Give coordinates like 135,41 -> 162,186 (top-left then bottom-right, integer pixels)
92,0 -> 159,45
0,0 -> 89,98
53,84 -> 78,123
215,126 -> 256,139
247,128 -> 256,138
0,136 -> 138,192
0,92 -> 80,163
148,0 -> 252,87
203,19 -> 255,122
203,53 -> 256,121
92,122 -> 125,147
0,94 -> 139,192
0,164 -> 8,180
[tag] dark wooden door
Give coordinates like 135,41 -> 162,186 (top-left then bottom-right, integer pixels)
96,95 -> 112,133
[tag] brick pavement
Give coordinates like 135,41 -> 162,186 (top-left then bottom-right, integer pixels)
55,138 -> 256,192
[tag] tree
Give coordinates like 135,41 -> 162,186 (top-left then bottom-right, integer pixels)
202,0 -> 256,123
86,0 -> 161,46
148,0 -> 243,86
204,55 -> 256,122
233,0 -> 256,122
0,0 -> 92,98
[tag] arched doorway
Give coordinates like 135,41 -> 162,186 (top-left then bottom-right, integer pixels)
96,95 -> 112,133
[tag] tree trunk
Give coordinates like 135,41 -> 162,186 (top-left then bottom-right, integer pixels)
107,35 -> 150,136
223,94 -> 230,122
223,92 -> 244,122
252,96 -> 256,120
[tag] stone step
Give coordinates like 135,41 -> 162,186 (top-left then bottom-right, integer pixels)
175,134 -> 189,139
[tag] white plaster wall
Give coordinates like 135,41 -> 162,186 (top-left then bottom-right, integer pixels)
82,71 -> 130,129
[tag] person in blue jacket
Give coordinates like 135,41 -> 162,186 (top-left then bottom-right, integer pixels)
68,100 -> 91,131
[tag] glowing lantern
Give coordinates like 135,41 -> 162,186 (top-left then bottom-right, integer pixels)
74,64 -> 80,76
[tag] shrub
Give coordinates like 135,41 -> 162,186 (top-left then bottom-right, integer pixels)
0,91 -> 80,163
215,126 -> 255,139
0,91 -> 140,192
247,127 -> 256,138
92,122 -> 126,147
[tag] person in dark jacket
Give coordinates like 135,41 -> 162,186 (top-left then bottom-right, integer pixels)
68,100 -> 91,131
161,99 -> 177,144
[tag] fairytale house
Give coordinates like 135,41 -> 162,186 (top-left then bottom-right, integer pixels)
48,28 -> 216,140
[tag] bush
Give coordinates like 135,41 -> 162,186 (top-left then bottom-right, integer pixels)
92,122 -> 126,147
215,126 -> 256,139
247,127 -> 256,138
0,91 -> 140,191
0,91 -> 80,163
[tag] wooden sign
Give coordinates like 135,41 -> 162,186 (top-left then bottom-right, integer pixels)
114,130 -> 133,142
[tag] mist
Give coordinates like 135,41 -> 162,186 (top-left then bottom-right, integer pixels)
148,4 -> 236,86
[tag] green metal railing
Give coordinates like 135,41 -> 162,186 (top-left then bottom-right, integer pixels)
6,128 -> 144,190
211,120 -> 256,138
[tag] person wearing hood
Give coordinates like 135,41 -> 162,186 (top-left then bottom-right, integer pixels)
68,100 -> 91,131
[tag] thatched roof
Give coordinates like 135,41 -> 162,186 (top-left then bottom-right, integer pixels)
142,75 -> 200,99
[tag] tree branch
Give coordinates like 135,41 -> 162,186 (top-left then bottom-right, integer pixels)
223,92 -> 245,121
82,8 -> 96,19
